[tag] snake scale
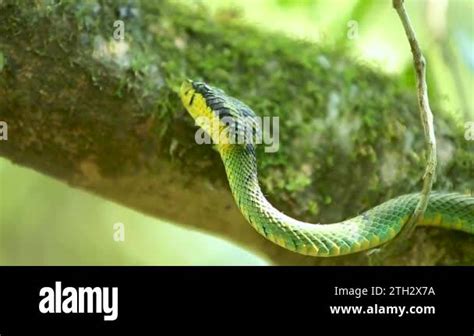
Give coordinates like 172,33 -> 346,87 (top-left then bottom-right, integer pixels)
180,80 -> 474,257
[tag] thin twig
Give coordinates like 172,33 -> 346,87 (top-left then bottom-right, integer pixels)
392,0 -> 437,238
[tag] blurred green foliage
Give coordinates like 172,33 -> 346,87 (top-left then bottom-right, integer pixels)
0,160 -> 265,265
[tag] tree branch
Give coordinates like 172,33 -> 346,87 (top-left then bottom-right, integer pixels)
393,0 -> 437,238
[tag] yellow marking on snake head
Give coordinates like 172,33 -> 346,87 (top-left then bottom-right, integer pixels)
181,80 -> 242,151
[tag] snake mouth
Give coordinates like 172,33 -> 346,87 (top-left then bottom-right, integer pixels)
180,79 -> 194,96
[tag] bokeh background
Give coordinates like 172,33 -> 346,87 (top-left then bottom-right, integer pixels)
0,0 -> 472,265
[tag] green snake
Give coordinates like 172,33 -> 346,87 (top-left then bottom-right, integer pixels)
180,80 -> 474,257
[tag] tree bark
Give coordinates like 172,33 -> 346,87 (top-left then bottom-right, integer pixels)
0,0 -> 473,265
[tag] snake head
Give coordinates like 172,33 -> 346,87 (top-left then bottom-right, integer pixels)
180,79 -> 261,148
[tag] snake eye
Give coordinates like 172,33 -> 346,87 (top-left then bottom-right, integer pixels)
192,81 -> 210,94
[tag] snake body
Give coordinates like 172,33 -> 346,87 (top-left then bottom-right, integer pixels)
180,80 -> 474,257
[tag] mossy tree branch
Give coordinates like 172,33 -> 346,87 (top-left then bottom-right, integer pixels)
0,0 -> 473,265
